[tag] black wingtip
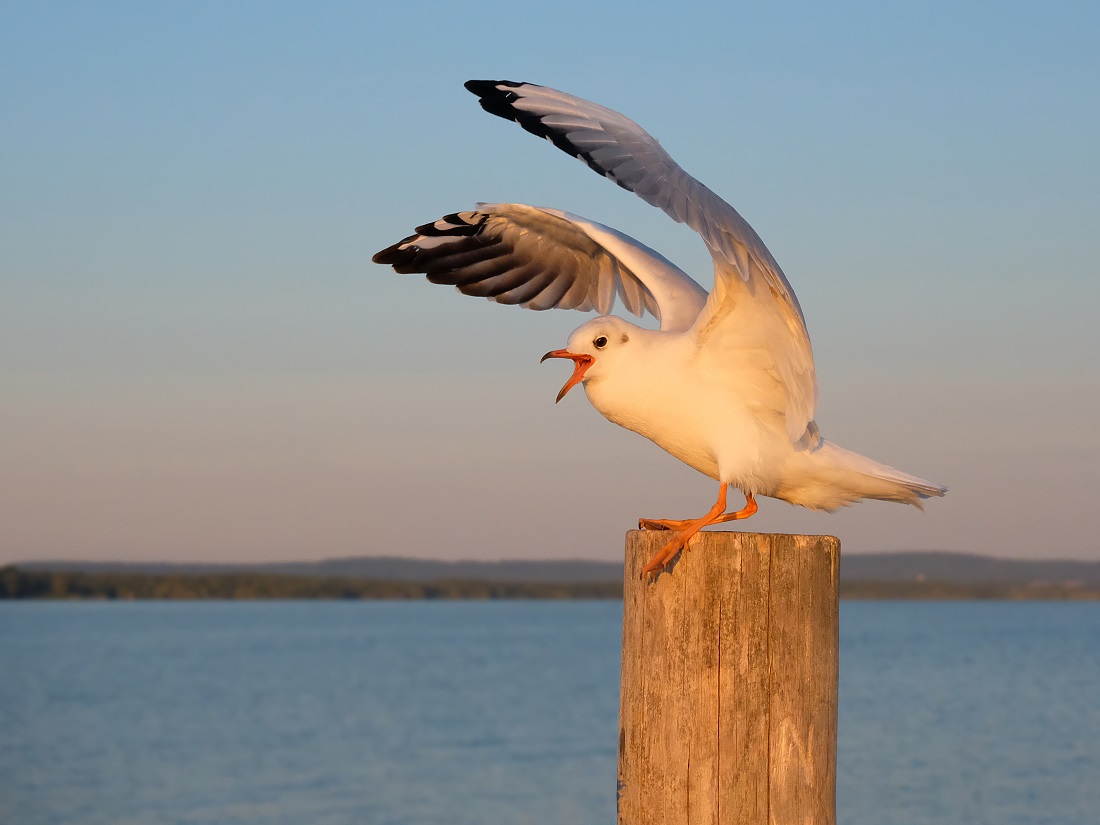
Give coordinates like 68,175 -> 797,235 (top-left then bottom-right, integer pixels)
372,234 -> 419,266
465,80 -> 543,122
464,79 -> 525,97
371,243 -> 402,266
464,79 -> 599,181
463,79 -> 497,96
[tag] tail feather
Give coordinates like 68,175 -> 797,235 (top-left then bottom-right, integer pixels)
781,440 -> 947,511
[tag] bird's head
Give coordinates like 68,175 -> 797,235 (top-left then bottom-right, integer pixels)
541,316 -> 637,403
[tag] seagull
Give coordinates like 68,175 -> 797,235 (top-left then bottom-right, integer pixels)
373,79 -> 946,578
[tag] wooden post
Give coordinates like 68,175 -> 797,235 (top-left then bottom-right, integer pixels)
618,530 -> 840,825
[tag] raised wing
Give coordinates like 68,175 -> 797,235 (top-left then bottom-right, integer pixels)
466,80 -> 818,441
373,203 -> 707,332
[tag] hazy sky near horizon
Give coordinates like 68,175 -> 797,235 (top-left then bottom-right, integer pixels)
3,1 -> 1098,564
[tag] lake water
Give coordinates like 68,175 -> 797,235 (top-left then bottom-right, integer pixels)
1,601 -> 1098,825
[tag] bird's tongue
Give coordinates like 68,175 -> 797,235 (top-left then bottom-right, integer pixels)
540,350 -> 595,403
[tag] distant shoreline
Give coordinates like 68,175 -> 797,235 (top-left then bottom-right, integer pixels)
3,566 -> 1099,601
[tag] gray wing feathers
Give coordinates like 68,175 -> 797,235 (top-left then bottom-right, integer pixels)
372,204 -> 661,317
468,81 -> 804,317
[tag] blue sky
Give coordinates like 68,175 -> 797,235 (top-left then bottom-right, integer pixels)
3,1 -> 1098,563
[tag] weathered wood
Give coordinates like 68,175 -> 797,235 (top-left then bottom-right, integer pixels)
618,531 -> 840,825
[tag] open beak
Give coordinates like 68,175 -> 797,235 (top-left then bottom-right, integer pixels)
540,350 -> 595,403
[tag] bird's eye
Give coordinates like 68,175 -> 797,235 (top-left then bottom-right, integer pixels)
594,336 -> 608,349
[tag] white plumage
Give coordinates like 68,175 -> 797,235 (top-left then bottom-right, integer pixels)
374,80 -> 945,576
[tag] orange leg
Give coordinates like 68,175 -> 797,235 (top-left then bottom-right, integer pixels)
639,492 -> 758,531
640,489 -> 758,579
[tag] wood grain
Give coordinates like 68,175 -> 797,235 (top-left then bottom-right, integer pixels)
618,531 -> 839,825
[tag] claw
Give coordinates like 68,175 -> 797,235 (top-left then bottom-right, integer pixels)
639,488 -> 759,582
640,535 -> 688,578
639,518 -> 678,531
639,517 -> 688,531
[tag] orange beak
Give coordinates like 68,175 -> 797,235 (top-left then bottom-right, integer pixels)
540,349 -> 595,403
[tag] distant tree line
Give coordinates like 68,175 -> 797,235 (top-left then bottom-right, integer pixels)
0,566 -> 623,600
839,580 -> 1100,600
2,566 -> 1098,601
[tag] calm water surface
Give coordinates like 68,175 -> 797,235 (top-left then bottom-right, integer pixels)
1,601 -> 1098,825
